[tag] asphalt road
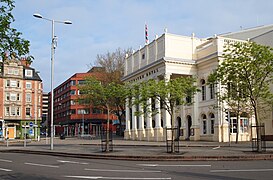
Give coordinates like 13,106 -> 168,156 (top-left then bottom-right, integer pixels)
1,153 -> 273,180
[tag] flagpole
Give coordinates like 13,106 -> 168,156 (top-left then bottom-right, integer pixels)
145,23 -> 148,45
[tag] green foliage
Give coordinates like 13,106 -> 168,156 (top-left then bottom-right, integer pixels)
208,41 -> 273,125
0,0 -> 31,60
129,76 -> 199,118
79,76 -> 127,113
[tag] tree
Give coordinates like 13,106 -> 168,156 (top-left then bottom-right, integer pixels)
209,75 -> 249,144
91,48 -> 132,135
130,76 -> 199,153
93,47 -> 132,84
208,41 -> 273,151
79,76 -> 127,152
0,0 -> 31,60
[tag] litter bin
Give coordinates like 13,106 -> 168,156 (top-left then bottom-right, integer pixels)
60,133 -> 65,140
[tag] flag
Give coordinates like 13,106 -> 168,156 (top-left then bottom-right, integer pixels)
145,24 -> 148,44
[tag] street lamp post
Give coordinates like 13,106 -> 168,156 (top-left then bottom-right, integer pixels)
33,13 -> 72,150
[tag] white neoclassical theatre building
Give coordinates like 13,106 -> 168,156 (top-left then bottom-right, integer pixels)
122,25 -> 273,142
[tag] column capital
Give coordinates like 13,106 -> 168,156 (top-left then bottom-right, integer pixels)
164,73 -> 172,81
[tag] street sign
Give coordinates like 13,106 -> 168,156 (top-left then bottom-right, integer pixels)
29,129 -> 33,135
29,122 -> 33,127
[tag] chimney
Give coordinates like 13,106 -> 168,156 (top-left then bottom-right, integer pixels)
20,57 -> 29,67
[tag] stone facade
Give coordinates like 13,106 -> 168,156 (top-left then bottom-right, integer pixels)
0,57 -> 42,139
122,25 -> 273,142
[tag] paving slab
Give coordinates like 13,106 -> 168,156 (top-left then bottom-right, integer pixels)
1,137 -> 273,161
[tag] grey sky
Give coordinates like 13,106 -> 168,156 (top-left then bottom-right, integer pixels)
12,0 -> 273,92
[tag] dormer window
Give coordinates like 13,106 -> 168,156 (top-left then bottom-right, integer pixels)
25,69 -> 33,77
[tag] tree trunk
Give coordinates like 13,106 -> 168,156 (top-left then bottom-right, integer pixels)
171,108 -> 175,153
106,104 -> 110,152
235,114 -> 239,144
254,107 -> 261,152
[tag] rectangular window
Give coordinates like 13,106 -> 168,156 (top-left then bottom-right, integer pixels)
92,108 -> 102,114
14,69 -> 19,75
70,90 -> 76,95
26,107 -> 31,116
8,68 -> 12,74
78,80 -> 85,85
142,53 -> 145,60
17,81 -> 20,88
26,82 -> 32,89
5,107 -> 10,116
240,118 -> 249,133
70,80 -> 76,86
17,93 -> 20,101
6,93 -> 10,101
6,80 -> 10,87
230,118 -> 238,133
25,69 -> 33,77
77,109 -> 87,114
16,107 -> 20,116
10,93 -> 17,101
70,100 -> 75,105
10,80 -> 17,87
11,106 -> 16,116
70,109 -> 76,114
26,93 -> 31,102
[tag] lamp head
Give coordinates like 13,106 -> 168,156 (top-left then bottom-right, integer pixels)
33,13 -> 43,19
64,20 -> 72,25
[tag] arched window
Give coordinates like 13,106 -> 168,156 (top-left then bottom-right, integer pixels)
201,79 -> 206,101
202,114 -> 207,134
210,113 -> 215,134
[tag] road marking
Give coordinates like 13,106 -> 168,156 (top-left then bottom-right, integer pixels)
0,159 -> 12,163
84,168 -> 161,173
137,164 -> 211,167
57,160 -> 88,165
0,168 -> 12,172
212,146 -> 220,150
25,162 -> 59,168
211,168 -> 273,173
64,176 -> 171,179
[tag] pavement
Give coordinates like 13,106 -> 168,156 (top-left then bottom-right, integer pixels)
1,136 -> 273,161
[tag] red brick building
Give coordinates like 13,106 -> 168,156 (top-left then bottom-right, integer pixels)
49,67 -> 118,137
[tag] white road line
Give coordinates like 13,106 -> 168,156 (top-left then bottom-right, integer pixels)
212,146 -> 220,150
24,162 -> 59,168
0,168 -> 12,172
84,168 -> 161,173
64,176 -> 171,179
137,164 -> 211,167
0,159 -> 13,163
57,160 -> 88,165
211,168 -> 273,173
